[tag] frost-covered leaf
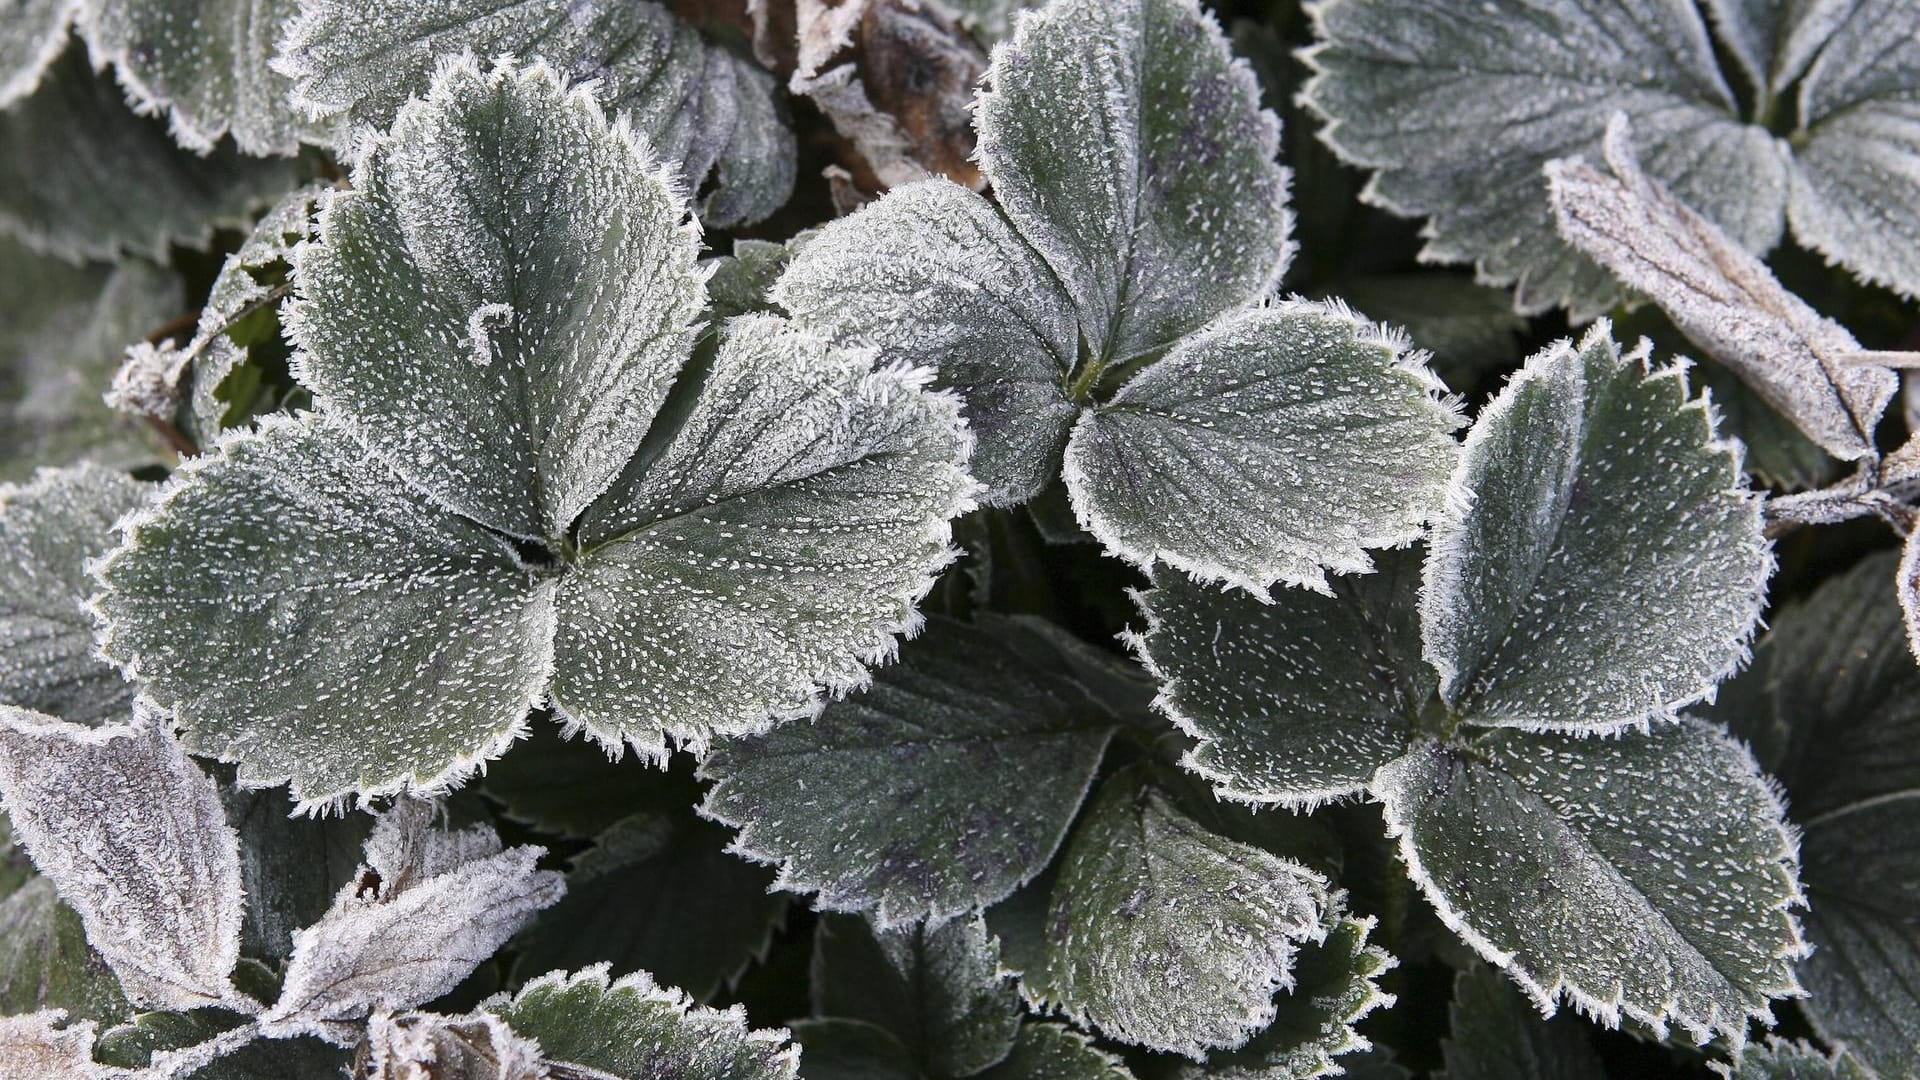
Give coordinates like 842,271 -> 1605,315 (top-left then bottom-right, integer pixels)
705,234 -> 812,326
773,178 -> 1080,506
0,1009 -> 98,1078
276,0 -> 795,226
1699,0 -> 1839,98
1303,0 -> 1788,317
1435,963 -> 1602,1080
287,55 -> 705,543
552,313 -> 973,759
93,413 -> 560,806
0,465 -> 146,725
1063,301 -> 1462,594
1133,548 -> 1428,808
0,236 -> 180,480
975,0 -> 1290,363
701,614 -> 1117,926
0,47 -> 298,262
977,1024 -> 1136,1080
1548,116 -> 1895,462
993,773 -> 1334,1059
79,0 -> 312,155
224,786 -> 371,963
0,878 -> 131,1023
1421,323 -> 1769,732
1691,362 -> 1837,491
811,913 -> 1020,1077
1370,720 -> 1805,1046
1326,275 -> 1526,398
0,707 -> 244,1012
262,800 -> 564,1038
93,1005 -> 350,1079
512,809 -> 785,1002
358,1010 -> 545,1080
1712,1041 -> 1877,1080
1716,552 -> 1920,1077
484,966 -> 800,1080
0,0 -> 77,106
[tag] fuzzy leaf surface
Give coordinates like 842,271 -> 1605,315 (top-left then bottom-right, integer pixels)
485,966 -> 800,1080
1064,301 -> 1461,594
1548,117 -> 1894,461
1435,963 -> 1603,1080
0,1010 -> 98,1079
358,1010 -> 545,1080
974,0 -> 1290,363
263,800 -> 564,1037
1421,324 -> 1768,732
701,614 -> 1116,926
1371,721 -> 1805,1045
1135,548 -> 1428,807
995,774 -> 1333,1059
0,465 -> 145,725
95,414 -> 559,805
1303,0 -> 1786,317
811,913 -> 1020,1078
277,0 -> 794,226
0,708 -> 243,1011
553,313 -> 972,759
80,0 -> 311,155
288,55 -> 705,542
1712,1040 -> 1876,1080
0,0 -> 76,106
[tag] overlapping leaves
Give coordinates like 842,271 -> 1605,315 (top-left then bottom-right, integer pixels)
777,0 -> 1462,595
94,56 -> 973,806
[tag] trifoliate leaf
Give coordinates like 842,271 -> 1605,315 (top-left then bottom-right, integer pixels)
224,786 -> 371,963
1062,301 -> 1463,594
1303,0 -> 1787,318
994,772 -> 1335,1059
553,313 -> 973,759
0,465 -> 145,725
1547,115 -> 1895,462
275,0 -> 795,226
0,708 -> 244,1012
1133,548 -> 1428,809
772,179 -> 1082,506
811,913 -> 1020,1078
1435,963 -> 1603,1080
0,877 -> 131,1023
286,54 -> 706,543
0,0 -> 77,107
701,614 -> 1118,927
977,1024 -> 1138,1080
358,1010 -> 545,1080
1717,552 -> 1920,1077
262,800 -> 564,1040
790,1018 -> 918,1080
1711,1039 -> 1877,1080
0,47 -> 298,263
1421,323 -> 1769,733
1371,720 -> 1805,1046
511,809 -> 785,1002
485,966 -> 801,1080
974,0 -> 1290,364
0,237 -> 180,480
94,413 -> 561,805
0,1009 -> 98,1078
1179,914 -> 1397,1080
79,0 -> 313,155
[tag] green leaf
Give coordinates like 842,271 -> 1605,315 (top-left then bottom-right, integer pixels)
701,614 -> 1118,926
276,0 -> 795,226
993,772 -> 1335,1059
1303,0 -> 1787,317
94,1007 -> 349,1079
705,234 -> 813,325
790,1018 -> 919,1080
1691,361 -> 1837,492
1435,963 -> 1603,1080
975,0 -> 1290,364
0,465 -> 146,725
512,809 -> 786,1003
1715,552 -> 1920,1077
79,0 -> 313,155
977,1024 -> 1137,1080
1370,720 -> 1805,1046
1063,301 -> 1462,594
772,179 -> 1082,506
94,413 -> 560,805
1421,323 -> 1769,733
0,877 -> 131,1023
486,966 -> 800,1080
1133,547 -> 1429,808
1710,1039 -> 1877,1080
0,236 -> 180,481
476,725 -> 668,839
811,913 -> 1020,1078
223,784 -> 371,963
286,55 -> 706,543
1326,275 -> 1526,398
0,0 -> 76,107
0,47 -> 298,263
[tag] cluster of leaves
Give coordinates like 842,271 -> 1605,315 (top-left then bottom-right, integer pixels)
0,0 -> 1917,1079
